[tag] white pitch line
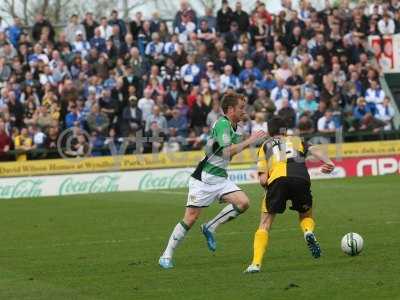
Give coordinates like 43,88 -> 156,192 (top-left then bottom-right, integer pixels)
385,220 -> 400,225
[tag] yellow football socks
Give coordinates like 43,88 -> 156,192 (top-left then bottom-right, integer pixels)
252,229 -> 269,266
300,217 -> 315,233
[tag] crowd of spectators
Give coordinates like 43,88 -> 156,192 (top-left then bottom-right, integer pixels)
0,0 -> 399,161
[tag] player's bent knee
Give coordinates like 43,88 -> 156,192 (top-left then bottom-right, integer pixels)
239,199 -> 250,211
222,191 -> 250,212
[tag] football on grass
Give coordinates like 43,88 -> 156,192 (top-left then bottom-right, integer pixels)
341,232 -> 364,256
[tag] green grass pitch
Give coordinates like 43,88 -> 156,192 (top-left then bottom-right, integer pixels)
0,175 -> 399,300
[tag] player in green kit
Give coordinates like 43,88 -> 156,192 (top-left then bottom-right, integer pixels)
159,92 -> 266,269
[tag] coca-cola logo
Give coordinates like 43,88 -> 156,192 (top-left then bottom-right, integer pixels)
0,179 -> 44,199
59,175 -> 120,195
138,171 -> 191,190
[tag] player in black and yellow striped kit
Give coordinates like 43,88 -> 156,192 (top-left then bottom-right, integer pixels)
244,116 -> 335,273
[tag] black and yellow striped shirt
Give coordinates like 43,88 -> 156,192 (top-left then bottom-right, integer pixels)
257,136 -> 310,186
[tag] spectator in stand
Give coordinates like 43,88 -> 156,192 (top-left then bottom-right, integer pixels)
98,17 -> 113,40
109,10 -> 127,39
270,77 -> 290,102
7,17 -> 23,48
251,112 -> 268,135
14,127 -> 33,161
90,27 -> 107,53
378,11 -> 396,35
365,80 -> 385,106
181,54 -> 200,86
72,31 -> 91,57
191,93 -> 210,135
200,7 -> 217,30
121,94 -> 142,136
299,91 -> 318,115
206,100 -> 222,127
173,0 -> 198,30
233,1 -> 250,33
65,14 -> 87,44
225,21 -> 241,51
82,12 -> 99,41
0,2 -> 397,162
138,89 -> 155,120
0,119 -> 11,161
32,14 -> 55,42
175,12 -> 196,44
220,64 -> 241,92
65,104 -> 80,128
145,105 -> 168,133
217,0 -> 234,34
145,32 -> 165,64
278,98 -> 296,129
239,59 -> 263,83
352,97 -> 372,130
86,104 -> 110,136
376,97 -> 395,130
197,19 -> 216,49
168,107 -> 188,137
317,110 -> 336,133
298,114 -> 314,135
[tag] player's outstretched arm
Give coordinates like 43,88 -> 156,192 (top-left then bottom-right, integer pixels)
223,131 -> 267,159
308,145 -> 335,174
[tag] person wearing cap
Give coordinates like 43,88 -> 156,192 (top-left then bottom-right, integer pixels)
65,14 -> 87,44
72,31 -> 90,57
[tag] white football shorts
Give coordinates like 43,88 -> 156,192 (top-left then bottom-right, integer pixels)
186,177 -> 242,208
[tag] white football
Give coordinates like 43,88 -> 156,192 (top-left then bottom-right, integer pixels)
341,232 -> 364,256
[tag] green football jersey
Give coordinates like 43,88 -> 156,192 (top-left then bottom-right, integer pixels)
191,116 -> 241,183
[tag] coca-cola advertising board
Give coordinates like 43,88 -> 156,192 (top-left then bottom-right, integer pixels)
0,155 -> 398,199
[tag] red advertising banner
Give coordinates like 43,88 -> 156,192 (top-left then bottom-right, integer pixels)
369,35 -> 400,70
307,155 -> 400,179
